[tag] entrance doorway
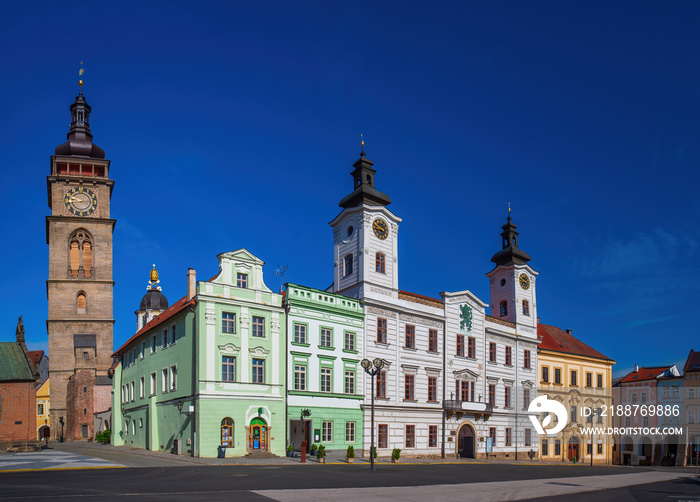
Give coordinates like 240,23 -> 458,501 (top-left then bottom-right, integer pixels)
457,423 -> 475,458
568,437 -> 579,461
289,419 -> 311,452
249,418 -> 267,451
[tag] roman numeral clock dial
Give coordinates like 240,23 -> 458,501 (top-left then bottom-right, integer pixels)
64,187 -> 98,216
372,218 -> 389,240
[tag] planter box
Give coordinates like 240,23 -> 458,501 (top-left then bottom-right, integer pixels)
391,458 -> 399,463
317,458 -> 326,463
346,458 -> 354,463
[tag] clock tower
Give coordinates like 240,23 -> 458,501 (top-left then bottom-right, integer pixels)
46,84 -> 115,441
486,209 -> 538,334
329,143 -> 401,298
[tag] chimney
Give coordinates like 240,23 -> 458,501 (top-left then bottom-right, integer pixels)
634,364 -> 639,373
566,329 -> 571,335
187,268 -> 196,301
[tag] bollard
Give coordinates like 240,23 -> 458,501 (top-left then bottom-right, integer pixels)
301,440 -> 307,464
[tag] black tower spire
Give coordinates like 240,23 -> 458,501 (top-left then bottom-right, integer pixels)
490,207 -> 532,266
55,85 -> 105,159
338,140 -> 391,208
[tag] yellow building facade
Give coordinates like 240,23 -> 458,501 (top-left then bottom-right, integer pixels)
537,323 -> 615,464
36,378 -> 50,441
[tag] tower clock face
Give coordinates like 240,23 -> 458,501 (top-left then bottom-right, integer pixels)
519,273 -> 530,290
372,218 -> 389,240
65,187 -> 97,216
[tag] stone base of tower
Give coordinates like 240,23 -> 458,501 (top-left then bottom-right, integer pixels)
66,371 -> 96,440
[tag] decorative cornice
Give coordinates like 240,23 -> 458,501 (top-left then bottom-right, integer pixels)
399,313 -> 443,329
248,346 -> 270,356
218,343 -> 240,353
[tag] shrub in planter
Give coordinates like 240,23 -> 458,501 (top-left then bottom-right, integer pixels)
316,445 -> 326,463
286,444 -> 294,457
310,443 -> 318,455
346,445 -> 355,462
392,448 -> 401,463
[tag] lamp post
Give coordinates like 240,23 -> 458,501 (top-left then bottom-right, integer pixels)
361,357 -> 385,471
59,416 -> 64,443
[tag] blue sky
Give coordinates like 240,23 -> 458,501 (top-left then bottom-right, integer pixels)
1,1 -> 698,377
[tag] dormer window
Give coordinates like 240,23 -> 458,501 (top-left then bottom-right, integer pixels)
236,273 -> 248,288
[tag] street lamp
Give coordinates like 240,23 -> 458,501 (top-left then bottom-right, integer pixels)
361,357 -> 385,471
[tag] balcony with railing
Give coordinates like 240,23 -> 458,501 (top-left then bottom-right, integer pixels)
443,399 -> 493,420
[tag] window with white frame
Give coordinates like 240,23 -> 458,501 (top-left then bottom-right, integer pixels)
344,370 -> 355,394
252,359 -> 265,384
237,273 -> 248,288
139,376 -> 145,398
322,421 -> 333,442
222,356 -> 235,382
222,312 -> 236,334
151,334 -> 157,353
170,325 -> 176,344
140,341 -> 145,359
252,316 -> 265,337
321,367 -> 332,393
162,329 -> 168,349
320,328 -> 332,347
170,365 -> 177,391
130,381 -> 135,402
150,372 -> 156,395
346,421 -> 355,442
162,368 -> 168,392
344,331 -> 355,351
294,365 -> 306,391
294,323 -> 307,344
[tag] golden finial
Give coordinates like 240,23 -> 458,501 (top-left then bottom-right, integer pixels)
78,61 -> 85,89
149,264 -> 159,283
507,202 -> 512,221
360,133 -> 365,155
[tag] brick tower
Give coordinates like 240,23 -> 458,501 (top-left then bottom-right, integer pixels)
46,81 -> 115,441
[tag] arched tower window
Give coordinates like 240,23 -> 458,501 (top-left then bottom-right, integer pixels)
522,299 -> 530,316
344,254 -> 353,277
77,292 -> 87,314
221,417 -> 234,446
68,230 -> 93,278
499,300 -> 508,317
375,252 -> 385,274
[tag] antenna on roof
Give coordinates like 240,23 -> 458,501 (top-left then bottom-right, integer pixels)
276,265 -> 288,278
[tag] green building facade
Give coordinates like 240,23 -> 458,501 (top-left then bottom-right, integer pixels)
284,283 -> 364,455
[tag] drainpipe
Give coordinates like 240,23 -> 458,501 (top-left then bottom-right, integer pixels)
441,317 -> 446,459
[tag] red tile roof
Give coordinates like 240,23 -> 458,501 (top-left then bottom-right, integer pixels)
398,290 -> 444,308
537,323 -> 613,362
113,295 -> 196,357
28,350 -> 44,366
486,315 -> 516,328
683,349 -> 700,373
620,366 -> 674,383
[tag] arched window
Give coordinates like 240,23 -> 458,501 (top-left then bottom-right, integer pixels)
344,254 -> 353,276
68,230 -> 93,278
221,417 -> 233,447
375,252 -> 385,274
522,299 -> 530,316
77,292 -> 87,314
499,300 -> 508,316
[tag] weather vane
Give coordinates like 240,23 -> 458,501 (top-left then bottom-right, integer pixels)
78,60 -> 85,91
360,133 -> 365,155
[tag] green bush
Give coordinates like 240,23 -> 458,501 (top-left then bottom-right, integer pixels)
316,445 -> 326,458
96,429 -> 111,443
392,448 -> 401,460
311,443 -> 318,451
346,445 -> 355,458
287,444 -> 294,452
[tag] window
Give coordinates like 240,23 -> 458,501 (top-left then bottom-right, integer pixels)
68,230 -> 93,278
460,380 -> 468,402
322,421 -> 333,442
294,365 -> 306,391
468,336 -> 476,358
631,393 -> 637,404
597,374 -> 603,388
345,370 -> 355,394
522,299 -> 529,316
554,368 -> 561,384
162,368 -> 168,392
499,300 -> 508,316
541,439 -> 549,456
542,366 -> 549,382
150,372 -> 156,395
597,408 -> 603,424
151,335 -> 157,353
429,329 -> 438,352
505,386 -> 511,408
170,365 -> 177,391
252,359 -> 264,384
505,427 -> 512,446
470,381 -> 475,402
489,427 -> 496,442
377,318 -> 387,343
524,428 -> 532,447
222,356 -> 235,382
293,323 -> 306,344
524,350 -> 531,369
523,388 -> 530,409
489,342 -> 497,363
554,440 -> 561,456
428,376 -> 437,402
320,328 -> 332,347
222,312 -> 236,334
597,443 -> 603,454
221,418 -> 233,447
162,329 -> 167,349
140,341 -> 145,359
346,421 -> 355,442
236,273 -> 248,288
376,371 -> 386,398
570,370 -> 577,386
405,374 -> 415,400
641,392 -> 647,403
139,376 -> 145,398
77,292 -> 87,314
38,403 -> 44,415
405,425 -> 415,448
344,254 -> 353,276
170,325 -> 177,345
429,425 -> 438,447
130,381 -> 134,402
82,425 -> 89,438
587,443 -> 592,455
252,317 -> 265,337
505,346 -> 512,366
488,384 -> 496,405
375,252 -> 385,273
570,406 -> 577,421
456,334 -> 465,356
321,367 -> 332,392
405,325 -> 415,349
378,424 -> 388,448
344,331 -> 355,351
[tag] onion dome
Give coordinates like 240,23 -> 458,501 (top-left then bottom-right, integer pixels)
490,208 -> 532,266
